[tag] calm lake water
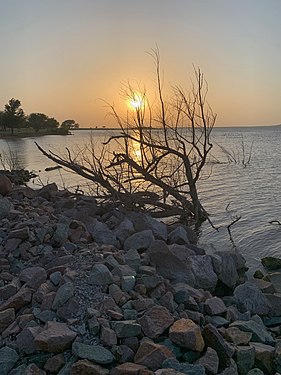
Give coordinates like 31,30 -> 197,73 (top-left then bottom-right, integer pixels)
1,126 -> 281,270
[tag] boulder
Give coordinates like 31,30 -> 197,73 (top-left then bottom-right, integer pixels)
0,175 -> 12,196
111,320 -> 142,338
114,217 -> 135,245
235,346 -> 255,375
37,183 -> 58,199
0,308 -> 15,334
233,282 -> 270,315
124,230 -> 155,252
204,296 -> 227,316
224,327 -> 252,346
250,342 -> 275,374
44,354 -> 65,373
0,346 -> 19,375
265,272 -> 281,293
70,359 -> 109,375
168,226 -> 190,245
161,358 -> 206,375
195,347 -> 219,375
189,255 -> 218,291
0,286 -> 32,312
261,256 -> 281,271
52,282 -> 75,310
147,240 -> 195,285
134,341 -> 175,371
110,362 -> 148,375
215,252 -> 239,289
127,211 -> 167,241
53,222 -> 69,246
137,306 -> 174,339
169,319 -> 205,352
230,317 -> 275,345
0,198 -> 11,220
202,324 -> 235,370
72,342 -> 114,364
88,219 -> 118,247
34,321 -> 77,353
89,264 -> 114,285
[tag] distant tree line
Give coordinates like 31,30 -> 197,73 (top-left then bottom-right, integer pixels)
0,98 -> 79,134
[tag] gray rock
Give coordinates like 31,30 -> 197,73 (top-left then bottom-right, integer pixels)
124,248 -> 141,271
111,320 -> 142,338
49,271 -> 62,286
202,324 -> 235,369
196,347 -> 219,375
250,342 -> 275,374
261,256 -> 281,271
162,358 -> 206,375
266,272 -> 281,293
247,369 -> 264,375
230,317 -> 275,345
124,229 -> 155,252
127,211 -> 167,240
0,198 -> 11,220
233,282 -> 270,315
88,219 -> 118,246
168,244 -> 196,261
218,359 -> 238,375
88,264 -> 113,285
147,240 -> 195,285
168,226 -> 190,245
114,217 -> 135,245
52,282 -> 74,310
215,252 -> 239,289
34,321 -> 77,353
8,364 -> 28,375
0,308 -> 15,334
0,346 -> 19,375
53,222 -> 69,246
190,255 -> 218,291
235,346 -> 255,375
204,296 -> 227,316
72,342 -> 114,364
265,293 -> 281,316
16,325 -> 42,354
274,341 -> 281,374
138,305 -> 174,339
121,276 -> 136,292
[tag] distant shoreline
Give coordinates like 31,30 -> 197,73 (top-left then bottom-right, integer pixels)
0,128 -> 69,139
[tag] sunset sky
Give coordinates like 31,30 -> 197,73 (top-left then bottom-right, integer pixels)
1,0 -> 281,127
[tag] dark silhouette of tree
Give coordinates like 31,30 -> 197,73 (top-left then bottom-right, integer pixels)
28,113 -> 48,132
36,49 -> 216,227
4,98 -> 26,134
0,111 -> 6,130
45,117 -> 59,129
61,119 -> 79,130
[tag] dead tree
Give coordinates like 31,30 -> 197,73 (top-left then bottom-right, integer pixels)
35,49 -> 216,227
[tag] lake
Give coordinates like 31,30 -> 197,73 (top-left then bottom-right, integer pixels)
1,126 -> 281,270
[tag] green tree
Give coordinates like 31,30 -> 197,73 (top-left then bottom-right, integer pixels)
0,111 -> 6,130
45,117 -> 59,129
4,98 -> 26,134
28,113 -> 48,132
61,119 -> 79,130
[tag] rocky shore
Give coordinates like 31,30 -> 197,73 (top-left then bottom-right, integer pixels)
1,177 -> 281,375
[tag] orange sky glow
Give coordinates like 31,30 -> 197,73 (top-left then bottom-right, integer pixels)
1,0 -> 281,127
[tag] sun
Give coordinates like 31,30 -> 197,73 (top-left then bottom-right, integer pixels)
128,92 -> 144,110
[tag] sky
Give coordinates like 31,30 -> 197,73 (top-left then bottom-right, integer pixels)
0,0 -> 281,127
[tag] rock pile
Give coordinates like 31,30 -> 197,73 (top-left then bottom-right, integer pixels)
1,181 -> 281,374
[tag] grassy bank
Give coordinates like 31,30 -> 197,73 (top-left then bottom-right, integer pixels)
0,128 -> 70,138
